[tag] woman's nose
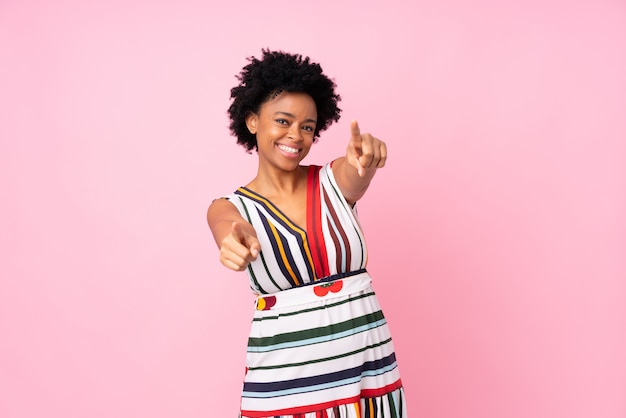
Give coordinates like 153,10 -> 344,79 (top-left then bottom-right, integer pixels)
287,123 -> 303,141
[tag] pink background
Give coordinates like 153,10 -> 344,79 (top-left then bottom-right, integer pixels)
1,0 -> 625,417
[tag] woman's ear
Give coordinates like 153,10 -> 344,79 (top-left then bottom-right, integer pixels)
245,112 -> 258,134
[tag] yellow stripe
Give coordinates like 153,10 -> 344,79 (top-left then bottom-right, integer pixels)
368,398 -> 375,417
238,187 -> 317,280
268,221 -> 300,286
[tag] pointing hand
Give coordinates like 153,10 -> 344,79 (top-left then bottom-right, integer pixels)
346,120 -> 387,177
219,221 -> 261,271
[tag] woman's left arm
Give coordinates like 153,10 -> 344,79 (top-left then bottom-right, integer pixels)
332,120 -> 387,205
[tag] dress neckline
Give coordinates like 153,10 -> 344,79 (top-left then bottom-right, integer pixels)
236,185 -> 308,234
233,165 -> 330,282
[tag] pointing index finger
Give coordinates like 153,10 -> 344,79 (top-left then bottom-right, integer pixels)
350,120 -> 361,141
231,221 -> 243,240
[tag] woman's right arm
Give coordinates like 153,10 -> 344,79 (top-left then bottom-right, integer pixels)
207,198 -> 261,271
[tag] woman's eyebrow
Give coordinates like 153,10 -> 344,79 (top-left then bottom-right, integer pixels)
274,111 -> 317,124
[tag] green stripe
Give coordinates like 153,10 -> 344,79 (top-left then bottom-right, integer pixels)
388,391 -> 398,418
252,291 -> 375,321
248,337 -> 393,370
248,310 -> 385,348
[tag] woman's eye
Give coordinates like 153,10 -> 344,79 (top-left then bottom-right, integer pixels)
276,119 -> 288,125
302,126 -> 314,132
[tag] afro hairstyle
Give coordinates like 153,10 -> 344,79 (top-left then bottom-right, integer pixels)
228,49 -> 342,152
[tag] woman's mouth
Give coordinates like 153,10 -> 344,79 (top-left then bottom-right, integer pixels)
277,144 -> 300,155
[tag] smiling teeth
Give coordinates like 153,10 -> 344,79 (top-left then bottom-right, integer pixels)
278,144 -> 299,154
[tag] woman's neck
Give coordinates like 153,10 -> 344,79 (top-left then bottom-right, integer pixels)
247,164 -> 308,197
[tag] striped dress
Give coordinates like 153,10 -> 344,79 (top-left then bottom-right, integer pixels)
225,163 -> 406,418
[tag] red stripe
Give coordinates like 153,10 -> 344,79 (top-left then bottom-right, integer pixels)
360,379 -> 403,398
306,165 -> 330,278
240,381 -> 404,417
241,395 -> 360,417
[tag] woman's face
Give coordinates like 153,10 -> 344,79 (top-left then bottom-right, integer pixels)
246,91 -> 317,171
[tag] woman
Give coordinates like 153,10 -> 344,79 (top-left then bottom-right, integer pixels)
207,50 -> 407,417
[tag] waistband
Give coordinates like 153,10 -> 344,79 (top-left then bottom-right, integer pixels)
255,269 -> 372,311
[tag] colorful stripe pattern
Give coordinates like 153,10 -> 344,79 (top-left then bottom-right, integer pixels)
226,164 -> 406,417
230,165 -> 367,294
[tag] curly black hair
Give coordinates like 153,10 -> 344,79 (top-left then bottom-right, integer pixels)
228,49 -> 342,152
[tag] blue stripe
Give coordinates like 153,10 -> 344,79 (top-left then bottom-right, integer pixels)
243,353 -> 398,397
243,364 -> 398,398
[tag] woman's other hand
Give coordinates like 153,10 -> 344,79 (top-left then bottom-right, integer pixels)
333,120 -> 388,204
346,120 -> 387,177
208,199 -> 261,272
219,221 -> 261,271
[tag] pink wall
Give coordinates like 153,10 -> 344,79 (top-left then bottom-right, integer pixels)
1,0 -> 625,417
